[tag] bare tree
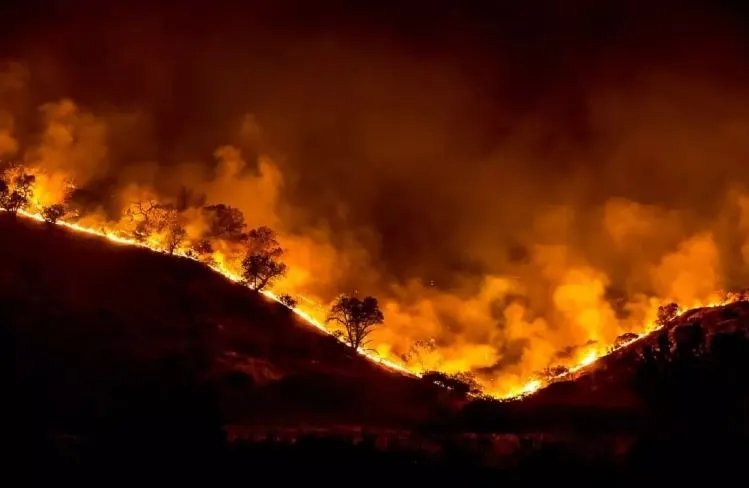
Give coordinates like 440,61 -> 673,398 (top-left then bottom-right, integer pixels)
241,226 -> 287,291
326,295 -> 384,350
165,221 -> 187,255
127,200 -> 184,246
126,199 -> 162,241
0,173 -> 35,215
41,203 -> 66,224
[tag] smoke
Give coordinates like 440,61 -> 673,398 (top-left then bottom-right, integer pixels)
0,111 -> 17,156
26,99 -> 109,185
0,62 -> 24,157
4,1 -> 749,394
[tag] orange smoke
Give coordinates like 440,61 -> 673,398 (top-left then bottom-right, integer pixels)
9,127 -> 749,399
5,41 -> 749,399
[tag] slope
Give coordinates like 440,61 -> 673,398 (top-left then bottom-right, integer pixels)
524,300 -> 749,408
0,215 -> 444,435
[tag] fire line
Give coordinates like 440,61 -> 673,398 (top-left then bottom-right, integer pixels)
4,207 -> 737,400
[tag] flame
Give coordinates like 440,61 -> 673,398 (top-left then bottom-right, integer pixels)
11,207 -> 414,377
493,296 -> 734,400
2,181 -> 739,401
9,204 -> 736,400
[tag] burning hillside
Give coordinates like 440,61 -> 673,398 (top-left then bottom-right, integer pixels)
518,298 -> 749,408
2,119 -> 745,400
4,2 -> 749,399
1,162 -> 743,401
0,214 -> 444,426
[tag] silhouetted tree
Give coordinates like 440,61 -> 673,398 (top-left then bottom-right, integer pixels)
202,204 -> 247,242
126,199 -> 162,241
614,332 -> 639,348
241,226 -> 287,291
41,203 -> 65,224
0,173 -> 35,215
326,295 -> 384,350
279,294 -> 298,308
165,222 -> 187,255
656,302 -> 679,327
127,200 -> 187,250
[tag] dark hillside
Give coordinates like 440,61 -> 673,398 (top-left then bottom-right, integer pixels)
450,298 -> 749,444
0,215 -> 445,447
525,300 -> 749,408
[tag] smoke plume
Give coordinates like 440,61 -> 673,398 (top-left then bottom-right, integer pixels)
4,0 -> 749,394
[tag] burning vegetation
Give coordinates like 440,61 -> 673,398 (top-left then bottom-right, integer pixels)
1,154 -> 745,400
6,4 -> 749,398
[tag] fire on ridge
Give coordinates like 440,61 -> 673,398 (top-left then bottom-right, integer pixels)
12,207 -> 414,376
5,204 -> 737,401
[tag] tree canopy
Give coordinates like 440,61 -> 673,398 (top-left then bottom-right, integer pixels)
326,295 -> 384,350
241,226 -> 287,291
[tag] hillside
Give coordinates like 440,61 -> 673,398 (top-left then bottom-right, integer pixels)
0,215 -> 447,438
5,213 -> 749,481
520,300 -> 749,409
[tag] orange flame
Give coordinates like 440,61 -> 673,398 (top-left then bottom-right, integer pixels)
2,178 -> 739,401
12,207 -> 414,376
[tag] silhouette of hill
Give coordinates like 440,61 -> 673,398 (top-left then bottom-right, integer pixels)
0,215 -> 446,442
444,298 -> 749,443
4,213 -> 749,482
523,300 -> 749,408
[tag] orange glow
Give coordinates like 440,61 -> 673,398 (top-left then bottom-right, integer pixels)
6,203 -> 736,400
1,165 -> 742,401
10,206 -> 414,376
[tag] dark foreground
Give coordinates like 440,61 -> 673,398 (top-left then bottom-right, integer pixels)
5,420 -> 749,485
5,302 -> 749,486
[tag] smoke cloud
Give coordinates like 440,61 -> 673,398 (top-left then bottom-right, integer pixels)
4,0 -> 749,394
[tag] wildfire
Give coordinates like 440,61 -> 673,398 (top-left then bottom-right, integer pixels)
4,204 -> 737,401
496,295 -> 735,400
13,208 -> 414,376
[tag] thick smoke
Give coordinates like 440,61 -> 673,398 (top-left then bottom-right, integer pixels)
4,1 -> 749,394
